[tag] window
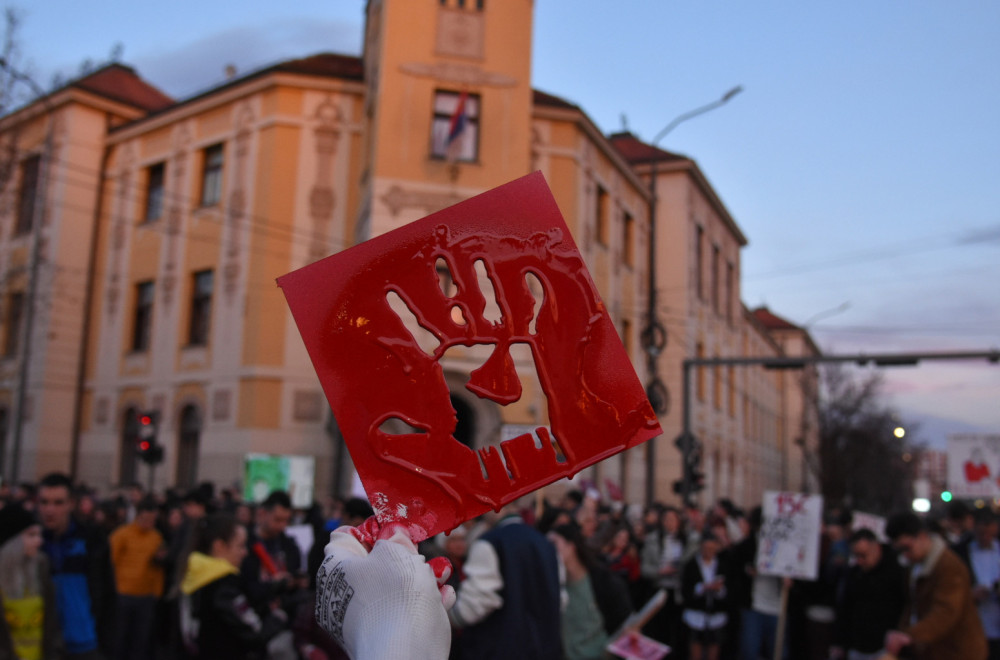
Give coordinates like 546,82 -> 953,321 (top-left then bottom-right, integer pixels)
143,162 -> 165,222
725,261 -> 734,323
711,245 -> 720,313
15,155 -> 40,237
132,281 -> 154,352
187,270 -> 214,346
200,144 -> 224,207
622,211 -> 635,266
430,91 -> 480,162
3,292 -> 24,357
595,185 -> 610,246
695,225 -> 704,300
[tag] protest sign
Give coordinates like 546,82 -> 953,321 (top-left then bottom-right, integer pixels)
947,433 -> 1000,498
278,172 -> 661,541
756,491 -> 824,581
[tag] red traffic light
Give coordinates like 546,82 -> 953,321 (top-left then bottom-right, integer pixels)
139,415 -> 153,426
139,440 -> 151,452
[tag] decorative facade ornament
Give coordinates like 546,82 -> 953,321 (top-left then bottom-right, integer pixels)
309,97 -> 343,262
398,61 -> 516,88
212,389 -> 231,422
435,8 -> 484,60
293,390 -> 324,422
380,185 -> 464,217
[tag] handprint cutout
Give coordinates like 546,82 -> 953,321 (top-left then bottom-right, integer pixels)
278,172 -> 661,541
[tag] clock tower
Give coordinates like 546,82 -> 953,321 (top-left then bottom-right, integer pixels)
357,0 -> 536,241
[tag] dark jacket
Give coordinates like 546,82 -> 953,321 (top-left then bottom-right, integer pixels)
589,562 -> 633,634
681,553 -> 729,618
834,543 -> 907,653
41,519 -> 116,655
0,554 -> 62,660
181,552 -> 286,660
240,528 -> 303,609
452,518 -> 563,660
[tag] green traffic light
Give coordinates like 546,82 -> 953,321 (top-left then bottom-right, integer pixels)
941,491 -> 953,502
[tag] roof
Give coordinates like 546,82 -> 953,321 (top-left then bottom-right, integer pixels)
608,131 -> 689,165
109,52 -> 365,135
752,306 -> 800,331
270,52 -> 364,81
532,89 -> 579,111
71,64 -> 174,112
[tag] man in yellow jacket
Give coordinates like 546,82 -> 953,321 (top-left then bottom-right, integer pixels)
109,496 -> 166,660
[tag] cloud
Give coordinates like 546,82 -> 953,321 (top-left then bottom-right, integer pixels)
130,18 -> 363,99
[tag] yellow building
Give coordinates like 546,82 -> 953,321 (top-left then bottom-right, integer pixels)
0,0 -> 819,507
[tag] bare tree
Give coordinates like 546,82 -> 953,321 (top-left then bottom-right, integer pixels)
818,364 -> 914,515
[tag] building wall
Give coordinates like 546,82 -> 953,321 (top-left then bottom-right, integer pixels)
81,79 -> 366,493
0,2 -> 822,510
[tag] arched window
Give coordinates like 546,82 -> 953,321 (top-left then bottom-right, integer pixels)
176,404 -> 202,489
119,407 -> 139,485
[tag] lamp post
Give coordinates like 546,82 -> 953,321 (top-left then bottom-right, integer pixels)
642,85 -> 743,505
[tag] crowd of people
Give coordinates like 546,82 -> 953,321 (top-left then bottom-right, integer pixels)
0,474 -> 998,660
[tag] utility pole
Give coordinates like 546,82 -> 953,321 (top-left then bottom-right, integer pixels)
641,85 -> 743,505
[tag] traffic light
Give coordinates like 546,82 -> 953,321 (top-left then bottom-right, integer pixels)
674,432 -> 704,504
941,491 -> 953,503
135,411 -> 163,465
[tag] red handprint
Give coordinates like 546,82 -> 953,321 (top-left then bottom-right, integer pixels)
279,172 -> 661,541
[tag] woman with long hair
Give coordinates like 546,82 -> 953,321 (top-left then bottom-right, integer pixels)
0,502 -> 60,659
179,512 -> 289,659
549,523 -> 633,660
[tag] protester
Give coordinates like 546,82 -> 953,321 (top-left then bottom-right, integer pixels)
549,522 -> 633,660
241,490 -> 305,610
448,502 -> 563,660
109,495 -> 166,660
956,509 -> 1000,660
38,472 -> 116,660
830,528 -> 907,660
179,512 -> 290,659
0,502 -> 60,659
681,531 -> 729,660
640,505 -> 685,647
884,511 -> 987,660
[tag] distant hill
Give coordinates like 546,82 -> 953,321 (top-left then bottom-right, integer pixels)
898,410 -> 998,449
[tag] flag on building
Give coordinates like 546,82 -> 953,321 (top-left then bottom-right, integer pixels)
446,91 -> 468,160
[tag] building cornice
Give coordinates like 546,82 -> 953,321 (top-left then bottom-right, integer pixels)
106,73 -> 366,143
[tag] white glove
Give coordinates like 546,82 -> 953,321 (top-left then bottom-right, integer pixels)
316,518 -> 455,660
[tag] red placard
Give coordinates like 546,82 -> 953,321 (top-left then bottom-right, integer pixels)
278,172 -> 661,541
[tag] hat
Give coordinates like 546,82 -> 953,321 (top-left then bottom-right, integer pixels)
0,502 -> 37,547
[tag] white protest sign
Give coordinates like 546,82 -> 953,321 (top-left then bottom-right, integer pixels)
756,491 -> 824,581
851,511 -> 887,542
947,433 -> 1000,498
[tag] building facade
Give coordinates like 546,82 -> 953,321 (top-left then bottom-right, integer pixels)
0,0 -> 820,508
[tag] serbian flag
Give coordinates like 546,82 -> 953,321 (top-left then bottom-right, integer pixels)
446,91 -> 469,159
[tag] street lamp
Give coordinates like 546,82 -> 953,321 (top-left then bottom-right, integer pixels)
642,85 -> 743,505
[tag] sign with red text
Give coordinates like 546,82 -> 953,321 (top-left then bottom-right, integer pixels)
947,433 -> 1000,498
757,491 -> 824,580
278,172 -> 661,542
